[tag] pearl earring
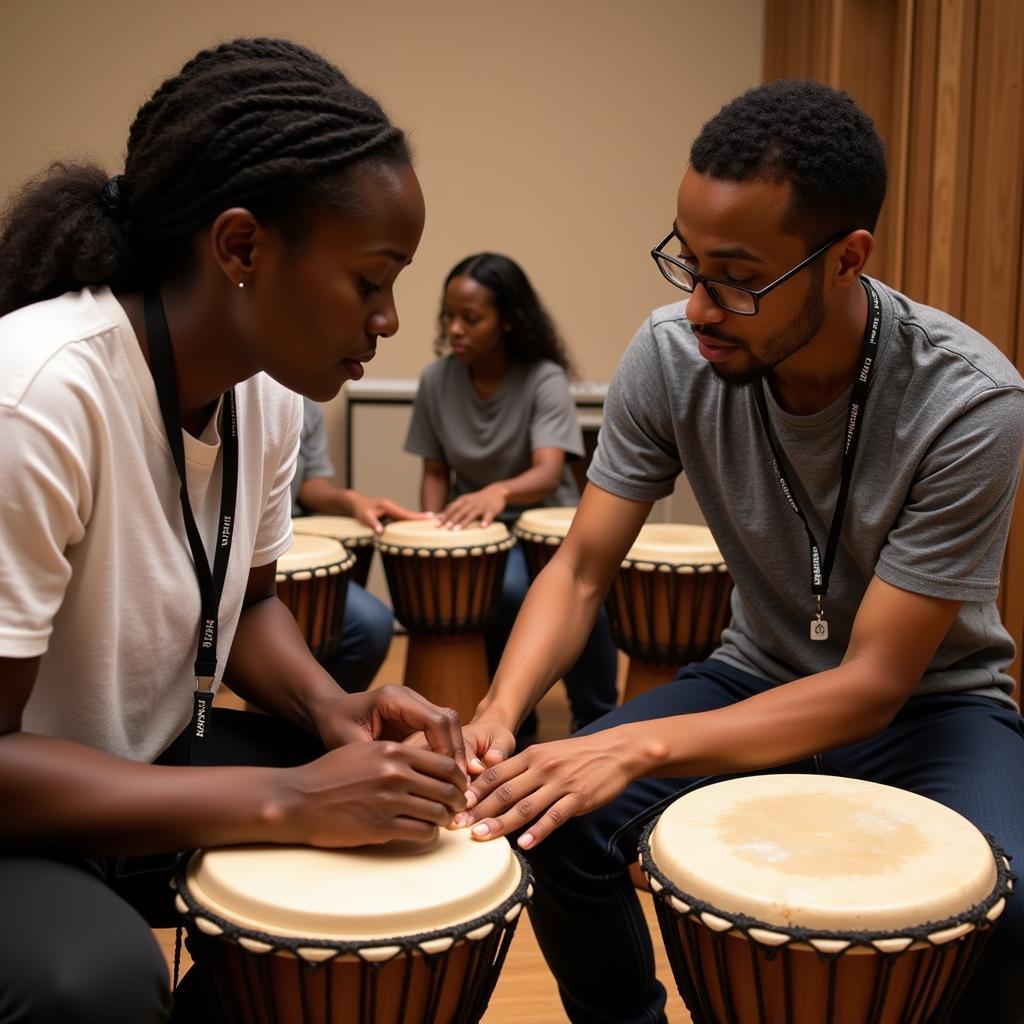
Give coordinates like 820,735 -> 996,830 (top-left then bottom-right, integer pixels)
237,281 -> 245,289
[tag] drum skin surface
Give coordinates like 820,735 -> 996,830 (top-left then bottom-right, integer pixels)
642,774 -> 1012,1024
649,774 -> 996,932
186,829 -> 522,940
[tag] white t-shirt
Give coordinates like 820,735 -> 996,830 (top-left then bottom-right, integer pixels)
0,288 -> 302,762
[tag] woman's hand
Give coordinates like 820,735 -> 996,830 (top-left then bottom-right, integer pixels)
275,741 -> 468,847
438,485 -> 508,529
454,729 -> 645,849
346,490 -> 432,534
316,686 -> 468,779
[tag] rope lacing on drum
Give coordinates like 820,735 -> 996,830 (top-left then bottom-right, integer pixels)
171,850 -> 533,965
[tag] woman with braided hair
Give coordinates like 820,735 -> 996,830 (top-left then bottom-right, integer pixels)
0,38 -> 468,1023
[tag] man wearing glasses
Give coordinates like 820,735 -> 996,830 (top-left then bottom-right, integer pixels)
454,80 -> 1024,1022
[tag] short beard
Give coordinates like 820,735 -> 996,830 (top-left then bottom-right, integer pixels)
709,264 -> 827,388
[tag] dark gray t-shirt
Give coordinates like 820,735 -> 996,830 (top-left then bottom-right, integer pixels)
589,279 -> 1024,704
405,357 -> 583,522
290,398 -> 334,517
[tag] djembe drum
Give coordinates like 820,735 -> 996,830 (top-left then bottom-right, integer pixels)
640,774 -> 1013,1024
606,524 -> 733,703
377,520 -> 514,721
292,515 -> 376,588
173,828 -> 533,1024
276,534 -> 356,662
511,507 -> 576,580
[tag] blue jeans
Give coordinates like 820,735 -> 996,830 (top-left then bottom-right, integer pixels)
320,582 -> 394,693
525,660 -> 1024,1024
486,545 -> 618,728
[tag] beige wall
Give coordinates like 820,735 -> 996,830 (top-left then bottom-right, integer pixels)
2,0 -> 763,483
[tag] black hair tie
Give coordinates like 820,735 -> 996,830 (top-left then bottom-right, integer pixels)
100,175 -> 130,226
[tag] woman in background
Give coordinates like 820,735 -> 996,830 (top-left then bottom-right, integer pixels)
405,253 -> 618,742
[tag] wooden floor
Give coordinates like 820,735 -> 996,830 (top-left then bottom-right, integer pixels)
156,636 -> 692,1022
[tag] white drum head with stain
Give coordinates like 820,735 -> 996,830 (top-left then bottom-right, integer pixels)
276,534 -> 354,576
649,774 -> 995,932
379,519 -> 510,551
625,524 -> 723,567
513,507 -> 577,541
186,828 -> 522,941
293,515 -> 375,546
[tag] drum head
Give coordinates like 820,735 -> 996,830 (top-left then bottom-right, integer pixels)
513,507 -> 577,541
379,519 -> 511,551
625,523 -> 723,568
185,828 -> 523,942
648,774 -> 997,932
292,515 -> 375,547
276,534 -> 355,577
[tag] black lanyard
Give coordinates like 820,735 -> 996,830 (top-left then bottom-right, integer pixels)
751,278 -> 881,641
144,288 -> 238,763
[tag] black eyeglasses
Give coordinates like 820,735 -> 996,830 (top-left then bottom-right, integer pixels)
650,229 -> 847,315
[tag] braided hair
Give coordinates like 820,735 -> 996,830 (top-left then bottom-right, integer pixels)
434,253 -> 575,376
689,79 -> 887,247
0,38 -> 411,317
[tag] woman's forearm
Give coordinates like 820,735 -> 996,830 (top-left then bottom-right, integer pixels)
0,731 -> 285,855
484,462 -> 564,507
420,462 -> 450,512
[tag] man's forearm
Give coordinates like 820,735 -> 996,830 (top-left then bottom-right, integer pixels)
630,658 -> 910,780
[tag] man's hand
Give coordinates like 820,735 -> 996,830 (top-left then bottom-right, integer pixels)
406,715 -> 516,777
454,729 -> 642,849
316,687 -> 468,779
276,742 -> 468,847
438,485 -> 508,529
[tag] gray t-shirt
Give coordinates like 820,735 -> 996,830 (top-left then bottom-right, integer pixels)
589,278 -> 1024,704
290,398 -> 335,517
405,357 -> 583,522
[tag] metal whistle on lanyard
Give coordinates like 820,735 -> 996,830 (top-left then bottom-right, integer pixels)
810,594 -> 828,641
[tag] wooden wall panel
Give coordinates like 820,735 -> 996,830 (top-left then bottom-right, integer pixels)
962,0 -> 1024,352
765,0 -> 1024,696
927,0 -> 977,315
901,0 -> 941,300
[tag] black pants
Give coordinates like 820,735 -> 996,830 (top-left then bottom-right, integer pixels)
0,710 -> 324,1024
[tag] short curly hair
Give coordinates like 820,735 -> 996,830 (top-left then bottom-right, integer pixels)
689,79 -> 887,246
